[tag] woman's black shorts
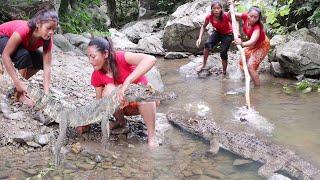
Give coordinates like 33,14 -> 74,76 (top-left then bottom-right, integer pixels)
204,31 -> 234,60
0,36 -> 43,70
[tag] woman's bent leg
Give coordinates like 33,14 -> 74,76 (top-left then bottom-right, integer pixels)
138,101 -> 157,147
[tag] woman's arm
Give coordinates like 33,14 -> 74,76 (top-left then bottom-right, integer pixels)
242,28 -> 260,47
95,87 -> 103,99
196,19 -> 209,47
1,32 -> 26,92
123,52 -> 156,86
42,50 -> 52,94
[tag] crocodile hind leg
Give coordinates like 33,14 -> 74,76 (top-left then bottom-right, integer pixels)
258,161 -> 285,178
209,136 -> 220,155
54,111 -> 68,166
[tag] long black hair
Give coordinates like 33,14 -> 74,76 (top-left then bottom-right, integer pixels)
211,0 -> 224,21
28,9 -> 59,50
248,6 -> 263,28
88,37 -> 119,80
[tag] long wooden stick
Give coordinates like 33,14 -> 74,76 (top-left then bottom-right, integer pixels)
229,3 -> 252,109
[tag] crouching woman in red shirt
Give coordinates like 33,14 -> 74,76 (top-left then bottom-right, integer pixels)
0,9 -> 59,105
78,37 -> 157,147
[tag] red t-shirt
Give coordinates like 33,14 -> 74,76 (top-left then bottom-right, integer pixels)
91,51 -> 148,87
0,20 -> 52,52
205,12 -> 233,35
241,13 -> 266,45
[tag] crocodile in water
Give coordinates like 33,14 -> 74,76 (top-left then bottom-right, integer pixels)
166,110 -> 320,180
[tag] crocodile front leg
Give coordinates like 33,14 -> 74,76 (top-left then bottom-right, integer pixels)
54,110 -> 69,166
209,136 -> 220,155
101,114 -> 111,149
258,160 -> 285,178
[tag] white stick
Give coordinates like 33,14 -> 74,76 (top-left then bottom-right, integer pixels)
229,3 -> 251,109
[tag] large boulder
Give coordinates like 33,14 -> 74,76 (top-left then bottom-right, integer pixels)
163,0 -> 211,53
53,34 -> 84,55
121,18 -> 165,44
137,31 -> 165,55
0,0 -> 58,22
108,28 -> 138,50
274,40 -> 320,78
145,67 -> 164,92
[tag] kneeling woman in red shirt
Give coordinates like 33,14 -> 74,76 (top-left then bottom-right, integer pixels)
79,37 -> 157,147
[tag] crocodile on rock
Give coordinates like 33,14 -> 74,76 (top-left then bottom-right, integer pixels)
166,110 -> 320,180
27,83 -> 176,166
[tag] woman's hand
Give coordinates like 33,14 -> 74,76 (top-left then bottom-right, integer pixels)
15,80 -> 27,94
117,82 -> 130,108
196,38 -> 202,48
234,38 -> 243,46
228,0 -> 234,5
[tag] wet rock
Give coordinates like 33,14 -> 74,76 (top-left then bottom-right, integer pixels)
17,167 -> 38,176
203,167 -> 223,178
182,169 -> 193,177
76,162 -> 95,170
34,134 -> 50,146
63,162 -> 78,170
11,131 -> 34,143
85,158 -> 96,165
164,52 -> 189,59
232,159 -> 253,166
26,141 -> 41,148
113,160 -> 125,167
101,162 -> 112,169
197,68 -> 212,79
194,175 -> 215,180
0,170 -> 9,179
94,155 -> 103,163
268,174 -> 291,180
192,167 -> 203,175
7,111 -> 25,121
270,62 -> 288,78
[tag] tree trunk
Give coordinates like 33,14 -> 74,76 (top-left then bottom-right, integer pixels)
106,0 -> 117,28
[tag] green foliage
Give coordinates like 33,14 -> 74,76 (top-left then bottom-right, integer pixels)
116,0 -> 139,26
240,0 -> 320,35
283,80 -> 320,94
59,1 -> 108,34
157,0 -> 193,14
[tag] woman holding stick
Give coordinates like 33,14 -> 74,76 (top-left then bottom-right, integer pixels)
229,1 -> 270,87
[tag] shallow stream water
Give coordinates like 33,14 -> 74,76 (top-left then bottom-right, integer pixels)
0,57 -> 319,179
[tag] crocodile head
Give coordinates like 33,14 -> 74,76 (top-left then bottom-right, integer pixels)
124,84 -> 177,102
166,110 -> 218,137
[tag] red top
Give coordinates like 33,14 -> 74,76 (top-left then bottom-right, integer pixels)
241,13 -> 266,45
205,12 -> 233,35
0,20 -> 52,52
91,51 -> 148,87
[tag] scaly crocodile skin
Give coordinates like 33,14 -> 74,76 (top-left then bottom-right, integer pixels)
27,83 -> 176,166
167,110 -> 320,180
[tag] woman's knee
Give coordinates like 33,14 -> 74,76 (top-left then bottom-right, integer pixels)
12,49 -> 33,70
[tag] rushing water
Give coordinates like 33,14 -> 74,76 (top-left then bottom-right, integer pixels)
1,57 -> 320,179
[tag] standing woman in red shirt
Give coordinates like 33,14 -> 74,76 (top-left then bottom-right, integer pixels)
196,0 -> 233,75
78,37 -> 157,147
229,1 -> 270,87
0,9 -> 59,105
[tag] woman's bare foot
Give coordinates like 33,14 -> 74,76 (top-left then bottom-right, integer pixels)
147,135 -> 159,148
196,63 -> 206,72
